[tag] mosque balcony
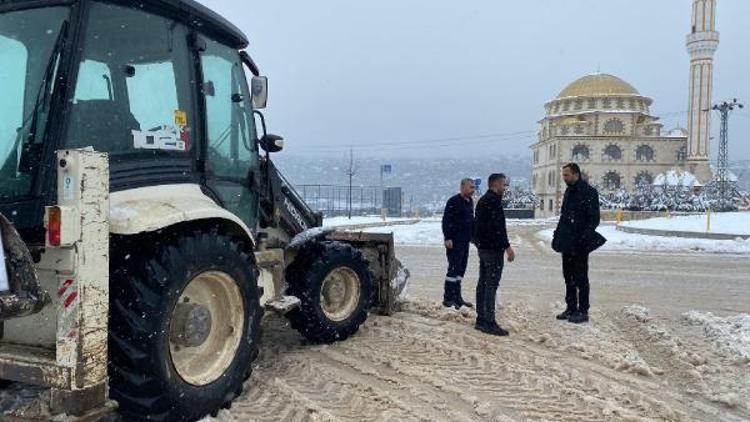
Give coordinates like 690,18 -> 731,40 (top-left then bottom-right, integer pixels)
686,31 -> 719,58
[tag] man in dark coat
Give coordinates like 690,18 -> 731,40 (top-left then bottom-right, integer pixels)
473,173 -> 515,336
441,178 -> 476,309
552,163 -> 606,324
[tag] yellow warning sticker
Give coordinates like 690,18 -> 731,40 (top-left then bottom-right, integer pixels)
175,109 -> 188,127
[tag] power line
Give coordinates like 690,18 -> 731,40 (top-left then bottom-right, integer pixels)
292,130 -> 536,153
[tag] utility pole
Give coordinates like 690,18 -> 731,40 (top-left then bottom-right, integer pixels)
343,148 -> 358,219
712,99 -> 743,210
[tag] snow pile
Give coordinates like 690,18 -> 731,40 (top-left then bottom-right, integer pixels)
621,212 -> 750,236
683,311 -> 750,364
536,226 -> 750,254
653,169 -> 700,188
391,264 -> 411,299
364,220 -> 443,246
288,226 -> 334,249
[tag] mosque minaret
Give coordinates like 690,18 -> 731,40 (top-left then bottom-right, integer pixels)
686,0 -> 719,182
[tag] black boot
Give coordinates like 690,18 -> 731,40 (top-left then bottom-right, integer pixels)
556,308 -> 575,320
568,310 -> 589,324
455,281 -> 473,308
474,321 -> 509,336
442,281 -> 457,308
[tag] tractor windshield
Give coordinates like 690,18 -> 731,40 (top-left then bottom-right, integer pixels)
0,7 -> 69,201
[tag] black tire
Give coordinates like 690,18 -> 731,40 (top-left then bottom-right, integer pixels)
108,229 -> 262,422
286,241 -> 374,343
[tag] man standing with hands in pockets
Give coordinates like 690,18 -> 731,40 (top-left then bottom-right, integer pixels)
473,173 -> 515,336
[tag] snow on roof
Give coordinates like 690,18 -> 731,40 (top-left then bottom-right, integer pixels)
653,168 -> 702,187
666,127 -> 688,137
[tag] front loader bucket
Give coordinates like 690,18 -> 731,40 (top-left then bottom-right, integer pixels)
0,213 -> 50,320
326,231 -> 410,316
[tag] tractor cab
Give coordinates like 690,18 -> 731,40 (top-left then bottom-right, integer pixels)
0,0 -> 268,238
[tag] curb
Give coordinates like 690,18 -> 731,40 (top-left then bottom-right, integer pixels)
329,219 -> 423,231
616,224 -> 750,241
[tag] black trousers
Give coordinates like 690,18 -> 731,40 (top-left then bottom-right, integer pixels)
445,241 -> 470,283
476,249 -> 504,325
562,252 -> 590,312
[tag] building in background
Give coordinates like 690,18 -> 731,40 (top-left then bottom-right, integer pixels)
531,0 -> 719,217
531,74 -> 689,217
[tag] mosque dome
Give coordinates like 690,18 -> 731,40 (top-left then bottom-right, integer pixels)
557,73 -> 639,98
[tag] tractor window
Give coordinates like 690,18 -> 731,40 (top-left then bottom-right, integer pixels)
126,62 -> 180,132
0,38 -> 26,173
201,40 -> 258,179
65,2 -> 195,157
73,60 -> 113,101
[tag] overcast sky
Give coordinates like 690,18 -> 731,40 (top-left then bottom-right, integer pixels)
202,0 -> 750,160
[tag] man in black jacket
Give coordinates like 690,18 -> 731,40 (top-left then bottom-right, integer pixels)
473,173 -> 515,336
441,178 -> 476,309
552,163 -> 605,324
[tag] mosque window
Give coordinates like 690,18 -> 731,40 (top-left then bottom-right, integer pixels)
574,99 -> 583,110
602,171 -> 621,190
635,171 -> 653,186
603,118 -> 625,134
644,126 -> 653,136
636,145 -> 655,162
603,144 -> 622,161
572,144 -> 590,161
627,98 -> 634,109
561,126 -> 570,135
587,98 -> 597,109
616,98 -> 625,109
562,101 -> 570,111
602,98 -> 612,109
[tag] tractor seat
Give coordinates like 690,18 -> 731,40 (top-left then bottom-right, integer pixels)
67,100 -> 141,153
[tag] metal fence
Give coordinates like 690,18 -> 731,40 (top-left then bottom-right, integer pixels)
297,185 -> 382,217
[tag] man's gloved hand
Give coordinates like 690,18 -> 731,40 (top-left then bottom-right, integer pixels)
444,239 -> 453,249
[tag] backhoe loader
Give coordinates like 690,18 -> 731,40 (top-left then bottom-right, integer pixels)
0,0 -> 408,419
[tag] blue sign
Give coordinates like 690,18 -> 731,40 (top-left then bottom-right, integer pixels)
381,164 -> 393,175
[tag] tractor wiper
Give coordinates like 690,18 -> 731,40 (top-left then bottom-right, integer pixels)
21,21 -> 68,147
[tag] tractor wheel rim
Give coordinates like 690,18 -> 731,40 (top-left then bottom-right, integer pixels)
169,271 -> 245,386
320,267 -> 361,322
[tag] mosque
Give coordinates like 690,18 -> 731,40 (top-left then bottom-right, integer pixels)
532,0 -> 719,217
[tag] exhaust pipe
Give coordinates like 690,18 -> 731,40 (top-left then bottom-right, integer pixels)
0,213 -> 50,321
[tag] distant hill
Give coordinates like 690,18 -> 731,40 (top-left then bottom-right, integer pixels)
274,154 -> 532,210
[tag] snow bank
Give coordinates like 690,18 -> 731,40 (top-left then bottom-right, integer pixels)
362,219 -> 548,246
683,311 -> 750,364
621,212 -> 750,236
536,225 -> 750,254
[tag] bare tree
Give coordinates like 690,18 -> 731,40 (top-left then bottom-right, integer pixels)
343,148 -> 359,219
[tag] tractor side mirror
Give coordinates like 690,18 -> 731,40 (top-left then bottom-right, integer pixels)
259,134 -> 284,153
251,76 -> 268,109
